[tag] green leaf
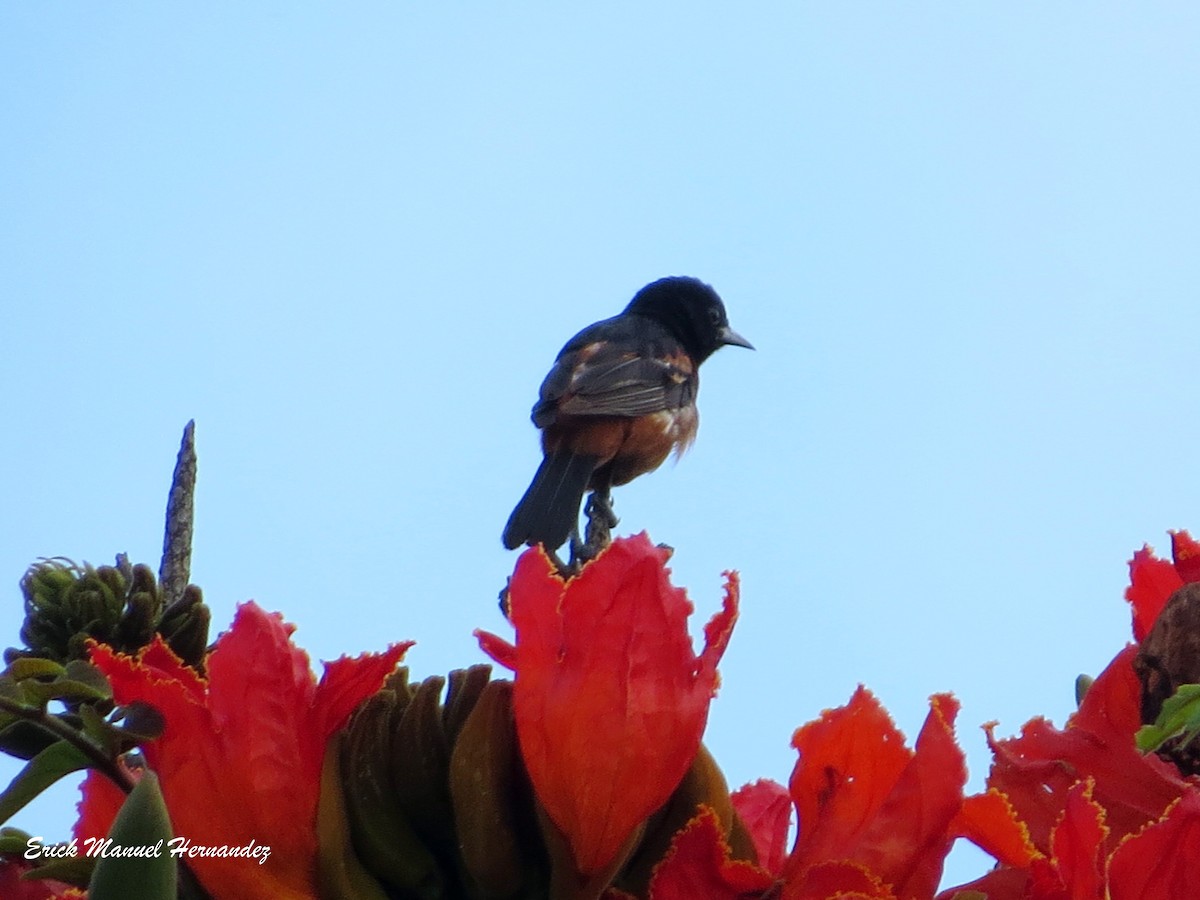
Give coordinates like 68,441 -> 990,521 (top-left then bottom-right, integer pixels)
89,770 -> 176,900
79,703 -> 164,756
0,740 -> 92,826
79,705 -> 121,757
13,661 -> 112,709
0,719 -> 60,760
6,658 -> 66,681
0,826 -> 32,854
113,702 -> 165,743
0,677 -> 38,713
1136,683 -> 1200,752
21,675 -> 110,707
63,660 -> 114,699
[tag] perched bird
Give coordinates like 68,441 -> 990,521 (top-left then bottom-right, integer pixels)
502,276 -> 752,558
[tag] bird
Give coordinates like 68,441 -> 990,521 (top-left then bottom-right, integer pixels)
502,276 -> 752,563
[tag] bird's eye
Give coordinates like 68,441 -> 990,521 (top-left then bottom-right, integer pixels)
709,307 -> 723,325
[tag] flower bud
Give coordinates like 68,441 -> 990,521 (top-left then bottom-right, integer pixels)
10,558 -> 211,670
157,585 -> 211,672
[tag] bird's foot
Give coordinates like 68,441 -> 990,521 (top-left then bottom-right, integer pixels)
571,490 -> 617,566
586,491 -> 619,530
546,544 -> 578,579
569,527 -> 593,568
572,538 -> 601,567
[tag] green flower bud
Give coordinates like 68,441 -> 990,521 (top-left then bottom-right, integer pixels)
157,585 -> 211,672
10,558 -> 212,667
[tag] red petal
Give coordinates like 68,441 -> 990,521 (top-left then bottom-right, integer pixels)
646,807 -> 775,900
1026,857 -> 1071,900
1107,791 -> 1200,897
503,534 -> 737,877
475,628 -> 516,670
854,694 -> 966,898
731,779 -> 792,876
1069,646 -> 1143,742
197,603 -> 325,882
311,643 -> 413,767
934,866 -> 1030,900
782,861 -> 896,899
1047,781 -> 1106,900
89,637 -> 201,707
1171,530 -> 1200,584
787,687 -> 912,874
950,789 -> 1038,869
701,570 -> 739,685
1126,545 -> 1183,641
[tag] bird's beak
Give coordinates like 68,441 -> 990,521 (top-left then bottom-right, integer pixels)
719,325 -> 754,350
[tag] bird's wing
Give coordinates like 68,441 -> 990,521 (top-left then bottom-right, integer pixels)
533,340 -> 696,425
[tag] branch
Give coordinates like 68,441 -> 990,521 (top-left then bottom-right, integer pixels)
0,696 -> 136,794
160,421 -> 197,609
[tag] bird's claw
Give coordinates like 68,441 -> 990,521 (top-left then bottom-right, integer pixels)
585,491 -> 619,530
570,489 -> 618,567
548,544 -> 578,579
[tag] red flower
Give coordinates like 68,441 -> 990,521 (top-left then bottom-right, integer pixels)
1125,529 -> 1200,640
642,808 -> 776,900
783,689 -> 966,900
595,685 -> 964,899
977,647 -> 1187,856
730,779 -> 791,876
941,649 -> 1195,897
1026,780 -> 1107,900
78,601 -> 409,900
939,653 -> 1190,898
941,531 -> 1200,898
476,533 -> 738,879
945,776 -> 1200,899
632,687 -> 968,900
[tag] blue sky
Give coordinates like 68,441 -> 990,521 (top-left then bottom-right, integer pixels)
4,4 -> 1200,890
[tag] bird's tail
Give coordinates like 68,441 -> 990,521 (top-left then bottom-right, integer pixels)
502,451 -> 597,551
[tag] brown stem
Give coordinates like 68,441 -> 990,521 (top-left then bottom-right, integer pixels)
0,697 -> 136,793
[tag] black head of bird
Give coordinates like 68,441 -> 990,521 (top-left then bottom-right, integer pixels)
623,276 -> 754,362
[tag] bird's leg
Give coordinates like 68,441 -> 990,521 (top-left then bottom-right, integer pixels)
577,484 -> 618,562
588,485 -> 619,530
566,526 -> 587,574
